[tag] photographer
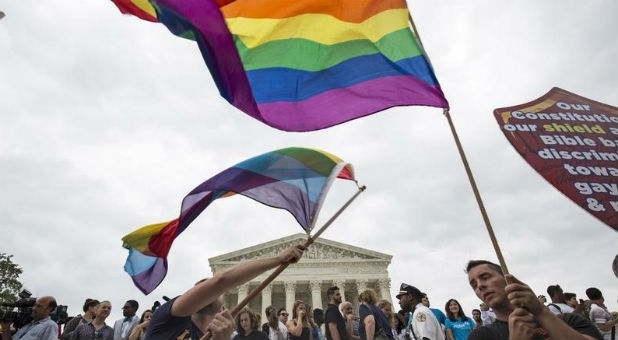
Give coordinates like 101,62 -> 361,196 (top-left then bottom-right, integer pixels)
1,296 -> 59,340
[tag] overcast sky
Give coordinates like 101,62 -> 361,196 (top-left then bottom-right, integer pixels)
1,0 -> 617,325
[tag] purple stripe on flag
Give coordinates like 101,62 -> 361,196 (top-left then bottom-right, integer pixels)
155,0 -> 259,117
179,167 -> 317,232
241,181 -> 317,230
131,256 -> 168,295
257,75 -> 449,131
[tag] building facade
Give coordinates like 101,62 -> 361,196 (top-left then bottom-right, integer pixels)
209,233 -> 393,323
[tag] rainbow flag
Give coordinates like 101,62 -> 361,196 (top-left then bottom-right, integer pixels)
111,0 -> 448,131
123,147 -> 356,294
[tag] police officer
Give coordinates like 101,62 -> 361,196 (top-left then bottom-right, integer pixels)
396,284 -> 444,340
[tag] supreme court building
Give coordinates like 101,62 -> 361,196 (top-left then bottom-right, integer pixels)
209,233 -> 393,322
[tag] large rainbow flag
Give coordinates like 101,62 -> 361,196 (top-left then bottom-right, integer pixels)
123,147 -> 356,294
111,0 -> 448,131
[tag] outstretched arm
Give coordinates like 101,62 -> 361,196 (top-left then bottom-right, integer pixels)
172,244 -> 305,317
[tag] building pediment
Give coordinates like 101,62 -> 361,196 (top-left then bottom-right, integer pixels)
209,233 -> 391,265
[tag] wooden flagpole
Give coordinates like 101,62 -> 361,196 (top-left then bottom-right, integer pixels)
407,12 -> 510,275
200,185 -> 367,340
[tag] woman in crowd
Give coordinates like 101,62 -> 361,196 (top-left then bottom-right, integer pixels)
358,289 -> 394,340
392,313 -> 407,340
233,307 -> 269,340
128,309 -> 153,340
377,299 -> 396,338
443,299 -> 475,340
62,298 -> 99,340
287,300 -> 313,340
70,301 -> 114,340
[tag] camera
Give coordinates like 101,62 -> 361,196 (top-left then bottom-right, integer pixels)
0,289 -> 69,329
151,295 -> 171,313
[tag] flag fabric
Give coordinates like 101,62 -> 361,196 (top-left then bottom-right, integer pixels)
110,0 -> 157,22
111,0 -> 449,131
122,147 -> 356,294
494,87 -> 618,231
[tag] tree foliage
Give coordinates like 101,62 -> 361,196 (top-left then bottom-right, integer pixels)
0,253 -> 23,304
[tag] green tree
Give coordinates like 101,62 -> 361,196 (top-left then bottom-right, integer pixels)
0,253 -> 23,304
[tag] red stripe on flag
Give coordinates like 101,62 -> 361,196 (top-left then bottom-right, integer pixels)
148,219 -> 179,257
111,0 -> 158,22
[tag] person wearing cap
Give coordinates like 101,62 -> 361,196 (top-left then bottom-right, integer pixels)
396,283 -> 444,340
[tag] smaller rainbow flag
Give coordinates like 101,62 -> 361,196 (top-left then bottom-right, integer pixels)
123,147 -> 356,294
111,0 -> 448,131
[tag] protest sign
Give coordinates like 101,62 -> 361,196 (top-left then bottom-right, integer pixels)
495,87 -> 617,231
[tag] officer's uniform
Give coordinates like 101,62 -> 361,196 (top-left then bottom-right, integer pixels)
407,303 -> 444,340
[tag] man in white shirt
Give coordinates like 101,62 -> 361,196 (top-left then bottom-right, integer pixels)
396,283 -> 444,340
479,302 -> 496,326
262,306 -> 288,340
586,287 -> 618,340
546,284 -> 575,316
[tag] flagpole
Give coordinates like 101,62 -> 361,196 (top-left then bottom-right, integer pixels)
443,109 -> 510,274
200,185 -> 367,340
407,10 -> 510,275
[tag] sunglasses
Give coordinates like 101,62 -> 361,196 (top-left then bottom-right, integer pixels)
279,313 -> 289,316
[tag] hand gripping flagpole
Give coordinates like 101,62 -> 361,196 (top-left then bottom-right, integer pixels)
200,184 -> 367,340
407,12 -> 510,275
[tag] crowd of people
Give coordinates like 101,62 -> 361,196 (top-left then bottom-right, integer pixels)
1,246 -> 616,340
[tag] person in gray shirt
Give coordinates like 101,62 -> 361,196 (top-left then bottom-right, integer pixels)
70,301 -> 114,340
1,296 -> 59,340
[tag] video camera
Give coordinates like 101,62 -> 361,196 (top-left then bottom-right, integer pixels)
151,295 -> 171,314
0,289 -> 69,329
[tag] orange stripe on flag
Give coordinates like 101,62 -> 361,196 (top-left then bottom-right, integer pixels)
221,0 -> 408,23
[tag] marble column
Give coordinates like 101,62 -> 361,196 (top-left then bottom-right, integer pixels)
238,283 -> 249,305
356,279 -> 368,294
261,284 -> 273,325
310,281 -> 322,310
284,281 -> 296,314
333,280 -> 346,302
378,278 -> 392,303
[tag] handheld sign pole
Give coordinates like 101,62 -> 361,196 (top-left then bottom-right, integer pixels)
443,109 -> 510,275
200,185 -> 367,340
408,11 -> 510,275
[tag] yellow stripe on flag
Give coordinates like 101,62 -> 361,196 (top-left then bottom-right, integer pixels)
226,9 -> 409,48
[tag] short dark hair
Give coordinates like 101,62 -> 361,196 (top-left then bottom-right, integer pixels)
465,260 -> 503,275
472,309 -> 481,313
586,287 -> 603,300
564,293 -> 576,301
83,298 -> 100,313
126,300 -> 139,310
327,286 -> 339,299
313,308 -> 324,325
547,285 -> 562,297
278,308 -> 287,316
265,306 -> 276,317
